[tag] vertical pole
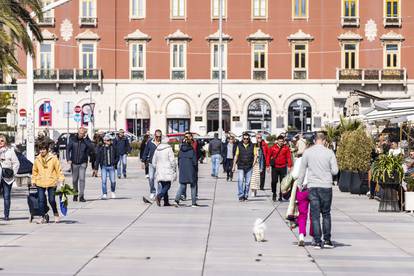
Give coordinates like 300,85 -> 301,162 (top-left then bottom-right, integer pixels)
26,25 -> 35,162
135,103 -> 138,136
218,0 -> 223,139
109,106 -> 111,131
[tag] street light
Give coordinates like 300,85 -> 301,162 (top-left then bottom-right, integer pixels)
218,0 -> 223,139
26,0 -> 72,162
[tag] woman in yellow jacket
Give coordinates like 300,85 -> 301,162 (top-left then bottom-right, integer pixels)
32,142 -> 65,223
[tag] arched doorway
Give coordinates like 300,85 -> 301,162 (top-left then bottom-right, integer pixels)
125,99 -> 150,137
288,99 -> 312,132
207,98 -> 231,133
247,99 -> 271,132
166,99 -> 191,134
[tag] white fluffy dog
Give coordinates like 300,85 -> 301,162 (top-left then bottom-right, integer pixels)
253,218 -> 267,242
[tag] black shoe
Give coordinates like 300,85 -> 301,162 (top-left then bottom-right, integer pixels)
44,214 -> 50,223
73,195 -> 78,202
4,216 -> 9,221
164,202 -> 171,207
314,242 -> 322,249
118,175 -> 121,179
174,199 -> 180,207
191,203 -> 199,208
180,195 -> 186,201
155,196 -> 161,207
272,194 -> 276,202
324,240 -> 334,249
239,197 -> 244,202
79,196 -> 86,202
278,197 -> 283,202
369,195 -> 374,199
123,174 -> 127,178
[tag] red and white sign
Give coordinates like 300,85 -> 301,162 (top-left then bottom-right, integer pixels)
74,105 -> 82,113
19,108 -> 27,117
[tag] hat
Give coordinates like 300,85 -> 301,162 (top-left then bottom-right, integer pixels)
103,134 -> 112,141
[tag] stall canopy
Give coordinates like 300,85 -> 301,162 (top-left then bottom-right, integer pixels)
362,99 -> 414,122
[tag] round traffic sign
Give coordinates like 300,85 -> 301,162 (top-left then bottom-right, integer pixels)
73,113 -> 81,123
74,105 -> 82,113
19,108 -> 27,117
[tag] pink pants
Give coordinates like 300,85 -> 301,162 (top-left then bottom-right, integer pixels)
296,189 -> 314,237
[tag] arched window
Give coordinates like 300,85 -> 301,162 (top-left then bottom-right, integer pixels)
207,98 -> 231,133
288,99 -> 312,132
247,99 -> 272,132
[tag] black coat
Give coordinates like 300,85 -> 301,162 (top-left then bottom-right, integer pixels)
178,143 -> 197,184
221,142 -> 237,160
66,135 -> 94,165
95,144 -> 119,168
115,136 -> 131,156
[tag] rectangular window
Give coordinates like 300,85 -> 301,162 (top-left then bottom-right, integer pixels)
385,44 -> 399,68
343,44 -> 357,69
171,0 -> 186,18
80,0 -> 97,25
293,0 -> 308,18
211,43 -> 227,79
293,44 -> 307,79
39,0 -> 55,25
212,0 -> 227,19
386,0 -> 399,17
81,43 -> 95,69
171,43 -> 186,79
252,43 -> 267,80
130,43 -> 145,80
40,44 -> 52,70
131,0 -> 145,18
252,0 -> 267,18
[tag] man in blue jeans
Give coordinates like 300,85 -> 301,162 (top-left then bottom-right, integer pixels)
233,132 -> 255,202
115,129 -> 131,179
96,135 -> 119,199
296,132 -> 338,249
142,129 -> 162,199
209,133 -> 222,178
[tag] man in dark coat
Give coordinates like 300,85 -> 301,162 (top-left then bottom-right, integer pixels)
115,129 -> 131,178
175,134 -> 198,207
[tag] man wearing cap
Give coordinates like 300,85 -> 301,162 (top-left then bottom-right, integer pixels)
96,134 -> 119,199
142,129 -> 163,199
115,129 -> 131,179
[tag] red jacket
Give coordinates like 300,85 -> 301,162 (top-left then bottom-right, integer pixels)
259,140 -> 270,167
269,144 -> 293,169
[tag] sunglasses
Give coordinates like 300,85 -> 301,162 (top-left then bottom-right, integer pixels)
243,137 -> 249,140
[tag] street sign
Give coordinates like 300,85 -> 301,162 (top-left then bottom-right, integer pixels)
74,113 -> 81,122
18,117 -> 27,126
19,108 -> 27,117
43,101 -> 52,113
74,105 -> 82,113
83,114 -> 90,123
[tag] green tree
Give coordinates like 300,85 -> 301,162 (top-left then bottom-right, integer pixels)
0,0 -> 43,75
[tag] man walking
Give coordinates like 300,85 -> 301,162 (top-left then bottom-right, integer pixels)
256,133 -> 270,190
233,132 -> 255,202
209,133 -> 222,178
115,129 -> 131,178
269,135 -> 293,201
67,127 -> 94,202
142,129 -> 162,199
296,132 -> 338,249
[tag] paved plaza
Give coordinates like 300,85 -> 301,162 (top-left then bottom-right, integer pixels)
1,157 -> 414,275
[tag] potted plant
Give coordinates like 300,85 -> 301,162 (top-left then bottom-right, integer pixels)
404,175 -> 414,212
371,154 -> 404,212
336,128 -> 373,194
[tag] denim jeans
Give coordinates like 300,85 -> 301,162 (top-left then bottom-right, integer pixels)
211,154 -> 221,177
176,183 -> 197,205
148,163 -> 158,194
308,187 -> 333,244
237,168 -> 252,199
158,181 -> 171,204
37,186 -> 58,216
2,180 -> 12,218
101,165 -> 116,194
117,154 -> 128,177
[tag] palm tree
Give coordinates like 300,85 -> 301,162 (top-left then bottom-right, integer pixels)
0,0 -> 43,76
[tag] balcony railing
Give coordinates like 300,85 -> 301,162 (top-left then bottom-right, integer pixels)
33,69 -> 57,80
79,16 -> 97,26
171,70 -> 185,80
0,84 -> 17,92
341,16 -> 360,27
337,68 -> 407,86
59,69 -> 74,80
212,70 -> 226,80
384,16 -> 402,27
253,70 -> 266,80
38,17 -> 55,26
293,69 -> 307,80
131,70 -> 145,80
76,69 -> 100,80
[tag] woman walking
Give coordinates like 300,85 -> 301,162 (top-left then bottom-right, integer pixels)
250,140 -> 265,197
91,132 -> 103,177
0,135 -> 20,221
175,134 -> 198,207
32,142 -> 64,223
140,133 -> 150,178
221,136 -> 237,181
96,135 -> 119,199
152,137 -> 176,207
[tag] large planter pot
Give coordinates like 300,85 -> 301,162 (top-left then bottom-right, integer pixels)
338,170 -> 352,192
378,183 -> 401,212
359,172 -> 369,195
404,192 -> 414,212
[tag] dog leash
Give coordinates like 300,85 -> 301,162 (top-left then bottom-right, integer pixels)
258,202 -> 281,225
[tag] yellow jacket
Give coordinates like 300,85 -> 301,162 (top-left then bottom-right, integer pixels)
32,153 -> 65,188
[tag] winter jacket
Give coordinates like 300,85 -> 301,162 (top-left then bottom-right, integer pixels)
236,142 -> 255,170
208,138 -> 222,155
259,140 -> 270,167
66,135 -> 94,165
142,139 -> 160,164
269,144 -> 293,169
95,144 -> 119,168
139,138 -> 148,160
221,142 -> 237,160
115,136 -> 131,156
178,143 -> 197,184
32,153 -> 64,188
0,147 -> 20,180
152,143 -> 177,182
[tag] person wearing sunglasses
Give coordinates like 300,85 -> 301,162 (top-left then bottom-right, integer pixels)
232,133 -> 256,202
0,135 -> 19,221
221,135 -> 237,181
142,129 -> 163,200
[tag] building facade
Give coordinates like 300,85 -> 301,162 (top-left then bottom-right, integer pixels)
16,0 -> 414,139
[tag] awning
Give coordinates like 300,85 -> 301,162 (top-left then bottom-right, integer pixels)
166,99 -> 190,119
126,99 -> 150,119
363,108 -> 414,122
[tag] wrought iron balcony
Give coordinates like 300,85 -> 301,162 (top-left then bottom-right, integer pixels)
341,16 -> 360,27
338,69 -> 363,80
293,69 -> 307,80
381,69 -> 405,81
76,69 -> 100,80
337,68 -> 407,86
59,69 -> 74,80
253,70 -> 266,80
131,70 -> 144,80
33,69 -> 57,80
38,17 -> 55,26
384,16 -> 402,27
171,70 -> 185,80
33,69 -> 102,87
0,84 -> 17,92
79,16 -> 97,26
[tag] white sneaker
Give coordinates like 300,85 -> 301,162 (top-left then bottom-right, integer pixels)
111,192 -> 116,199
145,174 -> 149,179
298,234 -> 305,247
101,194 -> 107,200
149,193 -> 155,200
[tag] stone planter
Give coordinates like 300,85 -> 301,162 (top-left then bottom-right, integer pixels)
404,192 -> 414,212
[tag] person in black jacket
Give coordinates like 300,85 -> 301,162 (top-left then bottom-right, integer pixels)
221,136 -> 237,181
96,135 -> 119,199
115,129 -> 131,179
139,133 -> 150,178
66,127 -> 94,202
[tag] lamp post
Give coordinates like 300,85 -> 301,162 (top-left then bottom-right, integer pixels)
218,0 -> 223,139
26,0 -> 72,162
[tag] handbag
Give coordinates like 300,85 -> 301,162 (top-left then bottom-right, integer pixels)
2,168 -> 14,179
270,146 -> 284,167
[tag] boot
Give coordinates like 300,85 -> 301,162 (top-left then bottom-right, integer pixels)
272,193 -> 276,202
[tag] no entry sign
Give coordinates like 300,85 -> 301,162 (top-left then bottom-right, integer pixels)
74,105 -> 82,113
19,108 -> 27,117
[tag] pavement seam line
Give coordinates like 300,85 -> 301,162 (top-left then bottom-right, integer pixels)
201,176 -> 218,276
73,202 -> 153,276
264,190 -> 327,276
